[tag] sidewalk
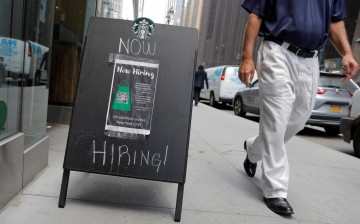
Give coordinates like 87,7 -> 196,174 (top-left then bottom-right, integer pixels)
1,103 -> 360,224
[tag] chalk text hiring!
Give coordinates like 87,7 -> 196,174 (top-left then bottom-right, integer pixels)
117,65 -> 155,79
92,140 -> 168,173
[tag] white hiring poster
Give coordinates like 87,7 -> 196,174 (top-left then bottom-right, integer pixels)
105,58 -> 159,135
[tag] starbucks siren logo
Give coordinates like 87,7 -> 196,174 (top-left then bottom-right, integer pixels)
132,17 -> 155,39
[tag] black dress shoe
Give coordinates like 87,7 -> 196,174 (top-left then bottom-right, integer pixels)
243,141 -> 257,177
263,197 -> 294,215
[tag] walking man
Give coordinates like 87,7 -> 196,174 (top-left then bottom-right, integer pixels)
239,0 -> 359,215
194,65 -> 208,106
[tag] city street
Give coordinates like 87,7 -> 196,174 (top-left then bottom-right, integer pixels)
1,0 -> 360,222
205,102 -> 356,158
2,100 -> 360,224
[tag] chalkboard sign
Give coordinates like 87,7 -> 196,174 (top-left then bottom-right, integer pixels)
58,17 -> 198,222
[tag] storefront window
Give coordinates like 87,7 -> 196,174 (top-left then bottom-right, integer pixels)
0,0 -> 22,141
22,0 -> 55,147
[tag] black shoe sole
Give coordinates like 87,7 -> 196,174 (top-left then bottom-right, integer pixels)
243,140 -> 256,177
263,197 -> 294,216
244,156 -> 257,177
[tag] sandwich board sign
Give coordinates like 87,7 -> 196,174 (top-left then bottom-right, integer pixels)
58,17 -> 197,222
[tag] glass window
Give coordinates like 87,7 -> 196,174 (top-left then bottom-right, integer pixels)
318,73 -> 357,91
22,0 -> 55,148
0,0 -> 22,141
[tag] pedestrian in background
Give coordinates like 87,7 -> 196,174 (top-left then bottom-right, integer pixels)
194,65 -> 208,106
238,0 -> 359,216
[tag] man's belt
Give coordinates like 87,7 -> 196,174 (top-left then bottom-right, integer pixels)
264,37 -> 318,58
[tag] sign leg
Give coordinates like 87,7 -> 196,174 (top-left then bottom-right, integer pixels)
174,183 -> 185,222
58,169 -> 70,208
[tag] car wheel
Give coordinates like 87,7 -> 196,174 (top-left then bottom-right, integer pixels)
353,126 -> 360,158
233,97 -> 246,117
324,126 -> 340,136
209,92 -> 217,107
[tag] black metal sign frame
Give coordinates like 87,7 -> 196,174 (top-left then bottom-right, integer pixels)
57,17 -> 197,222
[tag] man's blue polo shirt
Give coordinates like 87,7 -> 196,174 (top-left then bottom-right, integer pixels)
242,0 -> 346,51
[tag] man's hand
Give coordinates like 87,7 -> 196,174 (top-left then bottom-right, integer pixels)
341,55 -> 359,82
238,13 -> 261,87
329,20 -> 360,82
239,59 -> 255,87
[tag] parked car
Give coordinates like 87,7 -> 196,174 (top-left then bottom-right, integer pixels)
340,80 -> 360,157
233,79 -> 260,117
233,71 -> 357,135
200,65 -> 254,107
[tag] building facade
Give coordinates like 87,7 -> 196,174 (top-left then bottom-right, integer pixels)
352,12 -> 360,69
182,0 -> 359,71
172,0 -> 184,25
165,0 -> 183,25
324,0 -> 360,60
181,0 -> 262,68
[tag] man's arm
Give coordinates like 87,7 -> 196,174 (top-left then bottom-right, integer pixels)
205,74 -> 209,89
239,13 -> 262,87
329,20 -> 359,81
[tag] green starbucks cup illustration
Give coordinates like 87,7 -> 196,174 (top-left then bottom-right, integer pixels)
0,100 -> 7,131
112,80 -> 131,111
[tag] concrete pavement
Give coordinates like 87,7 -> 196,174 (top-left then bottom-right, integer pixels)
1,103 -> 360,224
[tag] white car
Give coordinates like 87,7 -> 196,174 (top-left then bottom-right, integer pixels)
200,66 -> 254,106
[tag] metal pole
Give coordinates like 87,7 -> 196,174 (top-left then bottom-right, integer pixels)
133,0 -> 138,19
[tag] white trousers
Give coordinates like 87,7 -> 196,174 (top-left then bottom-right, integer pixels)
246,41 -> 319,198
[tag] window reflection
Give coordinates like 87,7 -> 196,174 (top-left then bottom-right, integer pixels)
0,0 -> 21,141
22,0 -> 55,147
